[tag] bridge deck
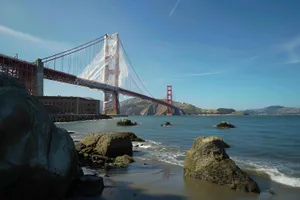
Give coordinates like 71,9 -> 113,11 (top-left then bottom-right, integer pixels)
0,53 -> 179,111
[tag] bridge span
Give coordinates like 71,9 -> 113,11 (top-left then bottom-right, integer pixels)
0,52 -> 181,114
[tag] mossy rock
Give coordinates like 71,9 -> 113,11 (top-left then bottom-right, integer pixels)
112,155 -> 134,168
117,119 -> 137,126
184,136 -> 260,193
80,133 -> 133,158
117,132 -> 145,142
216,121 -> 236,129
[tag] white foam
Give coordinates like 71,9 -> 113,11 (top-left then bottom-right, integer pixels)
155,151 -> 185,167
134,139 -> 186,167
233,157 -> 300,188
147,140 -> 162,145
134,140 -> 300,188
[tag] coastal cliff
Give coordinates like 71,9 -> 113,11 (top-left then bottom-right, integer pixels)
243,106 -> 300,115
120,98 -> 237,116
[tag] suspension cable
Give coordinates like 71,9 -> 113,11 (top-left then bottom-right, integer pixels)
119,38 -> 154,97
43,38 -> 105,63
129,75 -> 144,94
42,35 -> 105,61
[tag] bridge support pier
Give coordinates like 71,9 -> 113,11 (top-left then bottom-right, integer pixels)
102,91 -> 120,115
113,92 -> 120,115
103,92 -> 110,115
166,85 -> 173,115
36,58 -> 44,96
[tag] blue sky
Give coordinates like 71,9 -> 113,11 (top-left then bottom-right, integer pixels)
1,0 -> 300,110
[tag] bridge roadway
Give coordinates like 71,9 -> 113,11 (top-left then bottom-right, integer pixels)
0,53 -> 179,111
45,67 -> 179,110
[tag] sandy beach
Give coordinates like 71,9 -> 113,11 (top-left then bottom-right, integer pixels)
70,158 -> 300,200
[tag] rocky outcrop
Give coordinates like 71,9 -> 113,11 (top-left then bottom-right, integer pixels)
76,132 -> 137,169
117,119 -> 138,126
0,73 -> 82,199
112,155 -> 134,168
161,121 -> 172,127
216,121 -> 236,128
67,175 -> 104,197
80,133 -> 133,157
184,136 -> 260,193
118,132 -> 145,142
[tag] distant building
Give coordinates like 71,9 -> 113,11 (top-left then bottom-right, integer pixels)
37,96 -> 100,115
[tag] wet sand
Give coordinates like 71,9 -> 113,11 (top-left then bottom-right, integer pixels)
71,160 -> 300,200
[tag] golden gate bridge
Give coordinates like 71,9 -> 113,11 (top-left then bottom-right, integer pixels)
0,33 -> 181,115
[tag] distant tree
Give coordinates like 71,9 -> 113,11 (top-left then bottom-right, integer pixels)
217,108 -> 236,114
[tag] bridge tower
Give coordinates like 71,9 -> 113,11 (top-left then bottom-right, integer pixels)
102,33 -> 120,115
166,85 -> 172,115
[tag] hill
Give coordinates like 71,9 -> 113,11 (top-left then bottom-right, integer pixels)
120,98 -> 236,116
243,106 -> 300,115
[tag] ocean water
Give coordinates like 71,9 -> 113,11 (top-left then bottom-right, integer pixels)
56,115 -> 300,188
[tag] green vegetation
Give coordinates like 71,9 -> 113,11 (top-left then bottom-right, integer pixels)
216,108 -> 236,114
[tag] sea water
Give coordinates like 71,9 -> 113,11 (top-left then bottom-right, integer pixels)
57,115 -> 300,188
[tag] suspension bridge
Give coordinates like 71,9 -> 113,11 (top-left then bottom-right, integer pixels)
0,33 -> 181,115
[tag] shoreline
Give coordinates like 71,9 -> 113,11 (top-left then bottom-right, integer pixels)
70,158 -> 300,200
50,114 -> 112,122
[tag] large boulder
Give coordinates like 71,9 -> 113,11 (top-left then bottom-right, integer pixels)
184,136 -> 260,193
118,132 -> 145,142
80,133 -> 133,158
76,132 -> 137,169
0,73 -> 81,199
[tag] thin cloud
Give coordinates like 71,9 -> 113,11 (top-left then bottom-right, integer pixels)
157,71 -> 221,83
169,0 -> 181,17
279,36 -> 300,64
0,24 -> 70,51
173,71 -> 222,78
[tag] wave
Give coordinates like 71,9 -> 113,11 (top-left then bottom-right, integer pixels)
133,140 -> 300,188
133,140 -> 185,167
233,157 -> 300,188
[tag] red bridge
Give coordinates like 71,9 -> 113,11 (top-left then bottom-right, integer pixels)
0,33 -> 181,115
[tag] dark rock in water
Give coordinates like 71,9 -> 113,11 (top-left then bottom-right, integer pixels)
161,121 -> 172,126
216,121 -> 236,128
134,144 -> 139,147
0,73 -> 81,199
184,136 -> 260,193
117,119 -> 137,126
67,175 -> 104,197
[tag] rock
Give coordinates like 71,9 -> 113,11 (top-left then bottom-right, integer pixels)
76,132 -> 143,170
80,133 -> 133,158
67,175 -> 104,197
161,121 -> 172,126
118,132 -> 145,142
91,155 -> 110,163
216,121 -> 236,128
184,136 -> 260,193
111,155 -> 134,168
0,73 -> 81,199
117,119 -> 137,126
